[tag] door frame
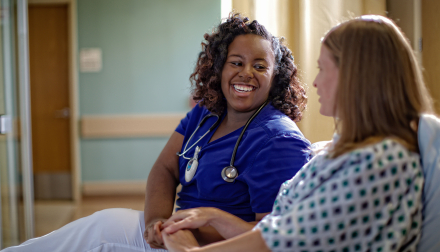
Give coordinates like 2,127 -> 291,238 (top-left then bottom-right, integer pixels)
28,0 -> 80,202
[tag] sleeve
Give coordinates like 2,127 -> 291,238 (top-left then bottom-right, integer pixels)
255,143 -> 423,252
175,105 -> 204,136
175,111 -> 191,136
245,133 -> 311,214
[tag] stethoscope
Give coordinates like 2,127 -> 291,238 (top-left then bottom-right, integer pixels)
177,100 -> 268,183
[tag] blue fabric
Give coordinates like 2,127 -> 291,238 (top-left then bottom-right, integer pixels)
417,114 -> 440,252
175,103 -> 311,221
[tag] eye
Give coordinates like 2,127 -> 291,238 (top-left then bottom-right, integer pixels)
254,64 -> 267,70
230,61 -> 242,66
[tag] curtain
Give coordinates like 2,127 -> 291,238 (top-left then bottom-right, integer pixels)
231,0 -> 386,143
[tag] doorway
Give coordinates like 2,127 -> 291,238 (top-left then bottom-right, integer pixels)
28,4 -> 72,199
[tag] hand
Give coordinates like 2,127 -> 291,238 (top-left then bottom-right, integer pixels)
162,229 -> 199,252
144,219 -> 167,249
162,207 -> 217,234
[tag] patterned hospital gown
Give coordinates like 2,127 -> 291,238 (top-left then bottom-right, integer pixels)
255,138 -> 423,252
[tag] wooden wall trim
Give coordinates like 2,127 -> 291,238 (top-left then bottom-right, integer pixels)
29,0 -> 70,4
82,181 -> 146,196
81,114 -> 185,138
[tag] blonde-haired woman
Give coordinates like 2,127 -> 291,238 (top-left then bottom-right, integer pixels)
161,15 -> 434,252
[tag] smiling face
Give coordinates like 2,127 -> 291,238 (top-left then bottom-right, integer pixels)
221,34 -> 276,114
313,45 -> 340,117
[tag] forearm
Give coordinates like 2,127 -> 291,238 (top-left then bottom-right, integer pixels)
208,210 -> 256,239
192,221 -> 256,245
191,226 -> 224,246
189,229 -> 270,252
144,131 -> 183,225
144,167 -> 179,224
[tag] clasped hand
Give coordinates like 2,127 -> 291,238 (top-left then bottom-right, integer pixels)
144,208 -> 217,251
162,207 -> 215,234
144,218 -> 168,249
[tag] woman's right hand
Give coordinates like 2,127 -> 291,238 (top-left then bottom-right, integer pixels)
144,218 -> 167,249
162,207 -> 217,234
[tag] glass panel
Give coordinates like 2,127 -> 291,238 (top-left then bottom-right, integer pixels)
0,0 -> 26,248
0,1 -> 6,246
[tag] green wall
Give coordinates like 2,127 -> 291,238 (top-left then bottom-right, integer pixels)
78,0 -> 220,182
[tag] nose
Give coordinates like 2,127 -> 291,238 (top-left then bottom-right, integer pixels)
312,76 -> 318,88
239,65 -> 254,81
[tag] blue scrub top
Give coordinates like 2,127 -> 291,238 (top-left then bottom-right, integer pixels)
175,103 -> 311,221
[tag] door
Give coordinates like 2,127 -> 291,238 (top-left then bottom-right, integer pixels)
28,4 -> 71,199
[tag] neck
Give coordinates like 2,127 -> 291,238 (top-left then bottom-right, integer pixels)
224,101 -> 268,129
223,109 -> 257,129
208,103 -> 265,143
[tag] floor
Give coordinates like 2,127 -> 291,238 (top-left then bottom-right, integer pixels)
34,195 -> 145,237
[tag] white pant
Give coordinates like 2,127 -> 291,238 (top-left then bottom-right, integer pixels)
2,208 -> 168,252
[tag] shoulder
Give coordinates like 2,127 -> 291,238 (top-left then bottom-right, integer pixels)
253,103 -> 310,144
189,104 -> 211,118
183,104 -> 212,126
358,138 -> 422,183
176,104 -> 212,135
312,138 -> 422,194
282,138 -> 421,206
345,138 -> 420,169
316,138 -> 420,166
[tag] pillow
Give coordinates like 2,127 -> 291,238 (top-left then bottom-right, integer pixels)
417,114 -> 440,252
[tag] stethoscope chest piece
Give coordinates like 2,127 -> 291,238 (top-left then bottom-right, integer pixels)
185,146 -> 201,182
221,165 -> 238,183
185,158 -> 198,182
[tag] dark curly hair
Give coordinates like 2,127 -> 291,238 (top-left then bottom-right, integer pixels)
190,12 -> 307,122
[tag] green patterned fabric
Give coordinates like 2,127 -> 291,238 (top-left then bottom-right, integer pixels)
256,139 -> 423,252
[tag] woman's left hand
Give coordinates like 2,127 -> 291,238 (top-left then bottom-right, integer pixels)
162,229 -> 199,252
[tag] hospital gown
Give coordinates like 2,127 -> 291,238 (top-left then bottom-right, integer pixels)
256,138 -> 423,252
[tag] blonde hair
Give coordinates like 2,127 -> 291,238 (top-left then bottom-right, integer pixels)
323,15 -> 433,157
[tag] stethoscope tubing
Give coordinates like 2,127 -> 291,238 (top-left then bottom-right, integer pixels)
229,100 -> 268,166
177,114 -> 220,160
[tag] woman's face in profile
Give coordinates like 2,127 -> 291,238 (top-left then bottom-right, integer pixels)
221,34 -> 275,114
314,45 -> 339,117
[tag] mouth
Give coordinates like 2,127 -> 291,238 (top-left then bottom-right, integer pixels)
232,84 -> 256,93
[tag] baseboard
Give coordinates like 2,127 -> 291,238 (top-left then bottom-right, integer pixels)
82,181 -> 147,196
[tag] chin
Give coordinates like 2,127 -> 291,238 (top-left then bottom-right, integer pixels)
233,106 -> 253,113
319,108 -> 333,117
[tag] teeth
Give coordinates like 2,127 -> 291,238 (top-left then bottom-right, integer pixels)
233,85 -> 255,92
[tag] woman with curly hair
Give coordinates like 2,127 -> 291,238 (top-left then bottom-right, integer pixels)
2,13 -> 310,252
190,14 -> 306,120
